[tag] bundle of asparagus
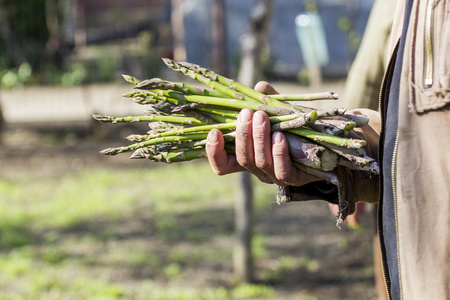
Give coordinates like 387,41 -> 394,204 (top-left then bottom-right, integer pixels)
93,58 -> 379,187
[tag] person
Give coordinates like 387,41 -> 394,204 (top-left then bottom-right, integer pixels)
342,0 -> 398,111
205,0 -> 450,299
341,0 -> 398,298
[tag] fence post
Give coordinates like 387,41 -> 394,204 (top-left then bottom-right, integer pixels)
234,0 -> 274,283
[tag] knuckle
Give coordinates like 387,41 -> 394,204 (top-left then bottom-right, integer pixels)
252,130 -> 267,143
257,174 -> 274,184
272,148 -> 286,160
275,169 -> 292,182
236,126 -> 250,136
236,157 -> 252,169
214,169 -> 228,176
255,160 -> 272,171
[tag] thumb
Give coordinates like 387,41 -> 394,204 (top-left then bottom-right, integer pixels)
254,81 -> 279,95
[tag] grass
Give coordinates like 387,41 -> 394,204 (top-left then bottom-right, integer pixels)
0,161 -> 282,299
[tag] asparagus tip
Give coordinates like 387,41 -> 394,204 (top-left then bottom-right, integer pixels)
122,74 -> 141,85
92,113 -> 110,123
100,148 -> 117,155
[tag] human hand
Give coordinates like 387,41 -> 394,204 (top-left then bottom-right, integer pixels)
205,81 -> 320,186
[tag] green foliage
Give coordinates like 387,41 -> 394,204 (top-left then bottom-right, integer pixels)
252,234 -> 268,259
0,0 -> 50,73
263,255 -> 320,283
60,63 -> 87,86
0,63 -> 32,89
0,1 -> 162,87
232,283 -> 275,299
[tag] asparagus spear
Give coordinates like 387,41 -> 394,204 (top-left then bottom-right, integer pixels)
135,78 -> 228,98
92,113 -> 208,126
95,59 -> 379,180
285,133 -> 338,171
270,92 -> 338,101
163,58 -> 298,112
100,133 -> 210,155
288,128 -> 366,149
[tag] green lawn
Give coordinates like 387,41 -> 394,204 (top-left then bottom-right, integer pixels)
0,162 -> 282,299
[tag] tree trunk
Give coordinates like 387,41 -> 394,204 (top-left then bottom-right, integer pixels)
237,0 -> 274,86
171,0 -> 187,62
212,0 -> 227,76
234,0 -> 274,283
234,171 -> 254,283
0,0 -> 28,68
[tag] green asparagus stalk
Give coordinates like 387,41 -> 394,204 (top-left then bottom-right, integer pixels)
312,119 -> 356,131
95,59 -> 380,181
317,141 -> 379,173
127,112 -> 318,141
285,133 -> 338,171
307,122 -> 347,137
175,60 -> 297,109
271,111 -> 318,131
92,113 -> 208,126
147,148 -> 207,163
162,59 -> 260,103
288,128 -> 366,149
132,122 -> 238,140
269,92 -> 338,101
100,133 -> 210,155
132,76 -> 339,102
337,157 -> 380,175
135,78 -> 229,98
323,114 -> 370,127
122,74 -> 141,85
155,92 -> 296,116
163,58 -> 298,112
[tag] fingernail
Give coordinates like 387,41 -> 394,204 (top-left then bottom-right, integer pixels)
207,129 -> 219,143
238,109 -> 252,123
272,131 -> 283,144
253,111 -> 265,126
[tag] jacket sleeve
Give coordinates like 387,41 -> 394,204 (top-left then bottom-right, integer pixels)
277,108 -> 381,223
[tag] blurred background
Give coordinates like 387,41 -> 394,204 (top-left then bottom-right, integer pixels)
0,0 -> 380,299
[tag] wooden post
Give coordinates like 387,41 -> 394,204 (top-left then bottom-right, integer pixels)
212,0 -> 227,76
234,171 -> 254,282
171,0 -> 187,62
234,0 -> 274,283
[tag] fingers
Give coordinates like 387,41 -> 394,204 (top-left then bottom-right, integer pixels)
271,131 -> 318,186
206,108 -> 319,186
206,80 -> 319,186
235,109 -> 274,184
252,111 -> 274,173
206,129 -> 244,175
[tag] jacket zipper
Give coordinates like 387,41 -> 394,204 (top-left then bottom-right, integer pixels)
424,0 -> 435,87
377,38 -> 401,300
391,130 -> 403,299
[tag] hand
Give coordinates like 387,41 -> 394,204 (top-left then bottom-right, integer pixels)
205,81 -> 320,186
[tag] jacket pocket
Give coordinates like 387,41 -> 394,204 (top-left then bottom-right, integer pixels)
409,0 -> 450,113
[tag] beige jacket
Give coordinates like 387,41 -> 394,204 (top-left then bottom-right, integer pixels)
280,0 -> 449,298
380,0 -> 450,299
